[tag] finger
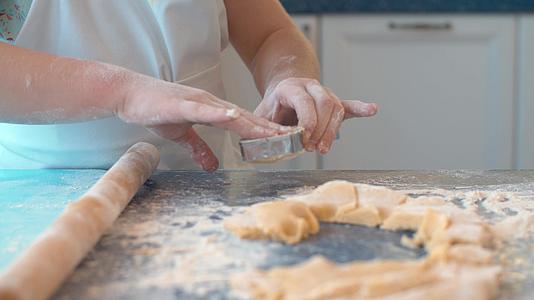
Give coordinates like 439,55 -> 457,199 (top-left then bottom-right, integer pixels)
197,92 -> 293,134
208,95 -> 292,133
214,116 -> 284,140
175,128 -> 220,172
151,100 -> 239,125
199,99 -> 291,139
317,103 -> 344,154
189,93 -> 293,139
239,108 -> 293,133
149,125 -> 219,172
281,90 -> 318,150
323,87 -> 378,119
341,100 -> 378,119
305,83 -> 335,148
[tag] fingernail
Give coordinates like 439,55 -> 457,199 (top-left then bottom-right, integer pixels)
318,144 -> 327,154
226,109 -> 240,118
204,159 -> 219,172
367,103 -> 378,114
318,141 -> 331,154
206,166 -> 217,173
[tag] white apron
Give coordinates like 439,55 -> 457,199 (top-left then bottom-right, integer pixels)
0,0 -> 242,169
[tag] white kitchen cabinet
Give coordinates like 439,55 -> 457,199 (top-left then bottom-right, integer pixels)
517,16 -> 534,169
220,16 -> 319,170
321,16 -> 516,170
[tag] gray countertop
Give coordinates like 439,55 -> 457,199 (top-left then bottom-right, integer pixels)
281,0 -> 534,14
48,170 -> 534,299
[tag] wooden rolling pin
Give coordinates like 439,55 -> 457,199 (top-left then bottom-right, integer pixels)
0,142 -> 160,300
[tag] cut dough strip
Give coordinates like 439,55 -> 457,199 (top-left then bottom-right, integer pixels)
0,142 -> 160,300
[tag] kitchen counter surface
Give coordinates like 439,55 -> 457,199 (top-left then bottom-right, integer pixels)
56,170 -> 534,299
1,170 -> 533,299
281,0 -> 534,14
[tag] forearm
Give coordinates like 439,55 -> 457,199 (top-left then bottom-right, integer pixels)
0,43 -> 131,124
226,0 -> 377,154
250,27 -> 320,96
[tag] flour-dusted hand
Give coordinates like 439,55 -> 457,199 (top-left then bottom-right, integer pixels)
117,74 -> 292,171
0,42 -> 290,171
254,78 -> 378,154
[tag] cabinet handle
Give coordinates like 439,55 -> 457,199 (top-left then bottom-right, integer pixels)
388,22 -> 452,31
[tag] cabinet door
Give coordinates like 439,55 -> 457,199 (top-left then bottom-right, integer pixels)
321,16 -> 515,170
517,16 -> 534,169
220,16 -> 319,169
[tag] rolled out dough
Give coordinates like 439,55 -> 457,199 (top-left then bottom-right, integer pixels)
224,180 -> 521,300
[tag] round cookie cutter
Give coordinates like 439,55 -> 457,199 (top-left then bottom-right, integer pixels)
239,128 -> 305,163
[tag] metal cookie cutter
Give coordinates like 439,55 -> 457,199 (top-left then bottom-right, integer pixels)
239,128 -> 305,163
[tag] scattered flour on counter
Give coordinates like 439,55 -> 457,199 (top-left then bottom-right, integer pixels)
79,200 -> 272,298
493,213 -> 534,240
398,188 -> 534,221
59,178 -> 534,300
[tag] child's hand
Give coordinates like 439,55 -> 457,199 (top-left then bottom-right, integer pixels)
116,75 -> 292,171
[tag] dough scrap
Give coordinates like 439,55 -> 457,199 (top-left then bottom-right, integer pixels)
354,183 -> 408,218
287,181 -> 389,227
288,180 -> 359,222
225,180 -> 530,300
224,200 -> 319,244
232,256 -> 500,300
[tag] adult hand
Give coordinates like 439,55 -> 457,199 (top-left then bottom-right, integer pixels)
117,75 -> 291,171
255,78 -> 378,154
